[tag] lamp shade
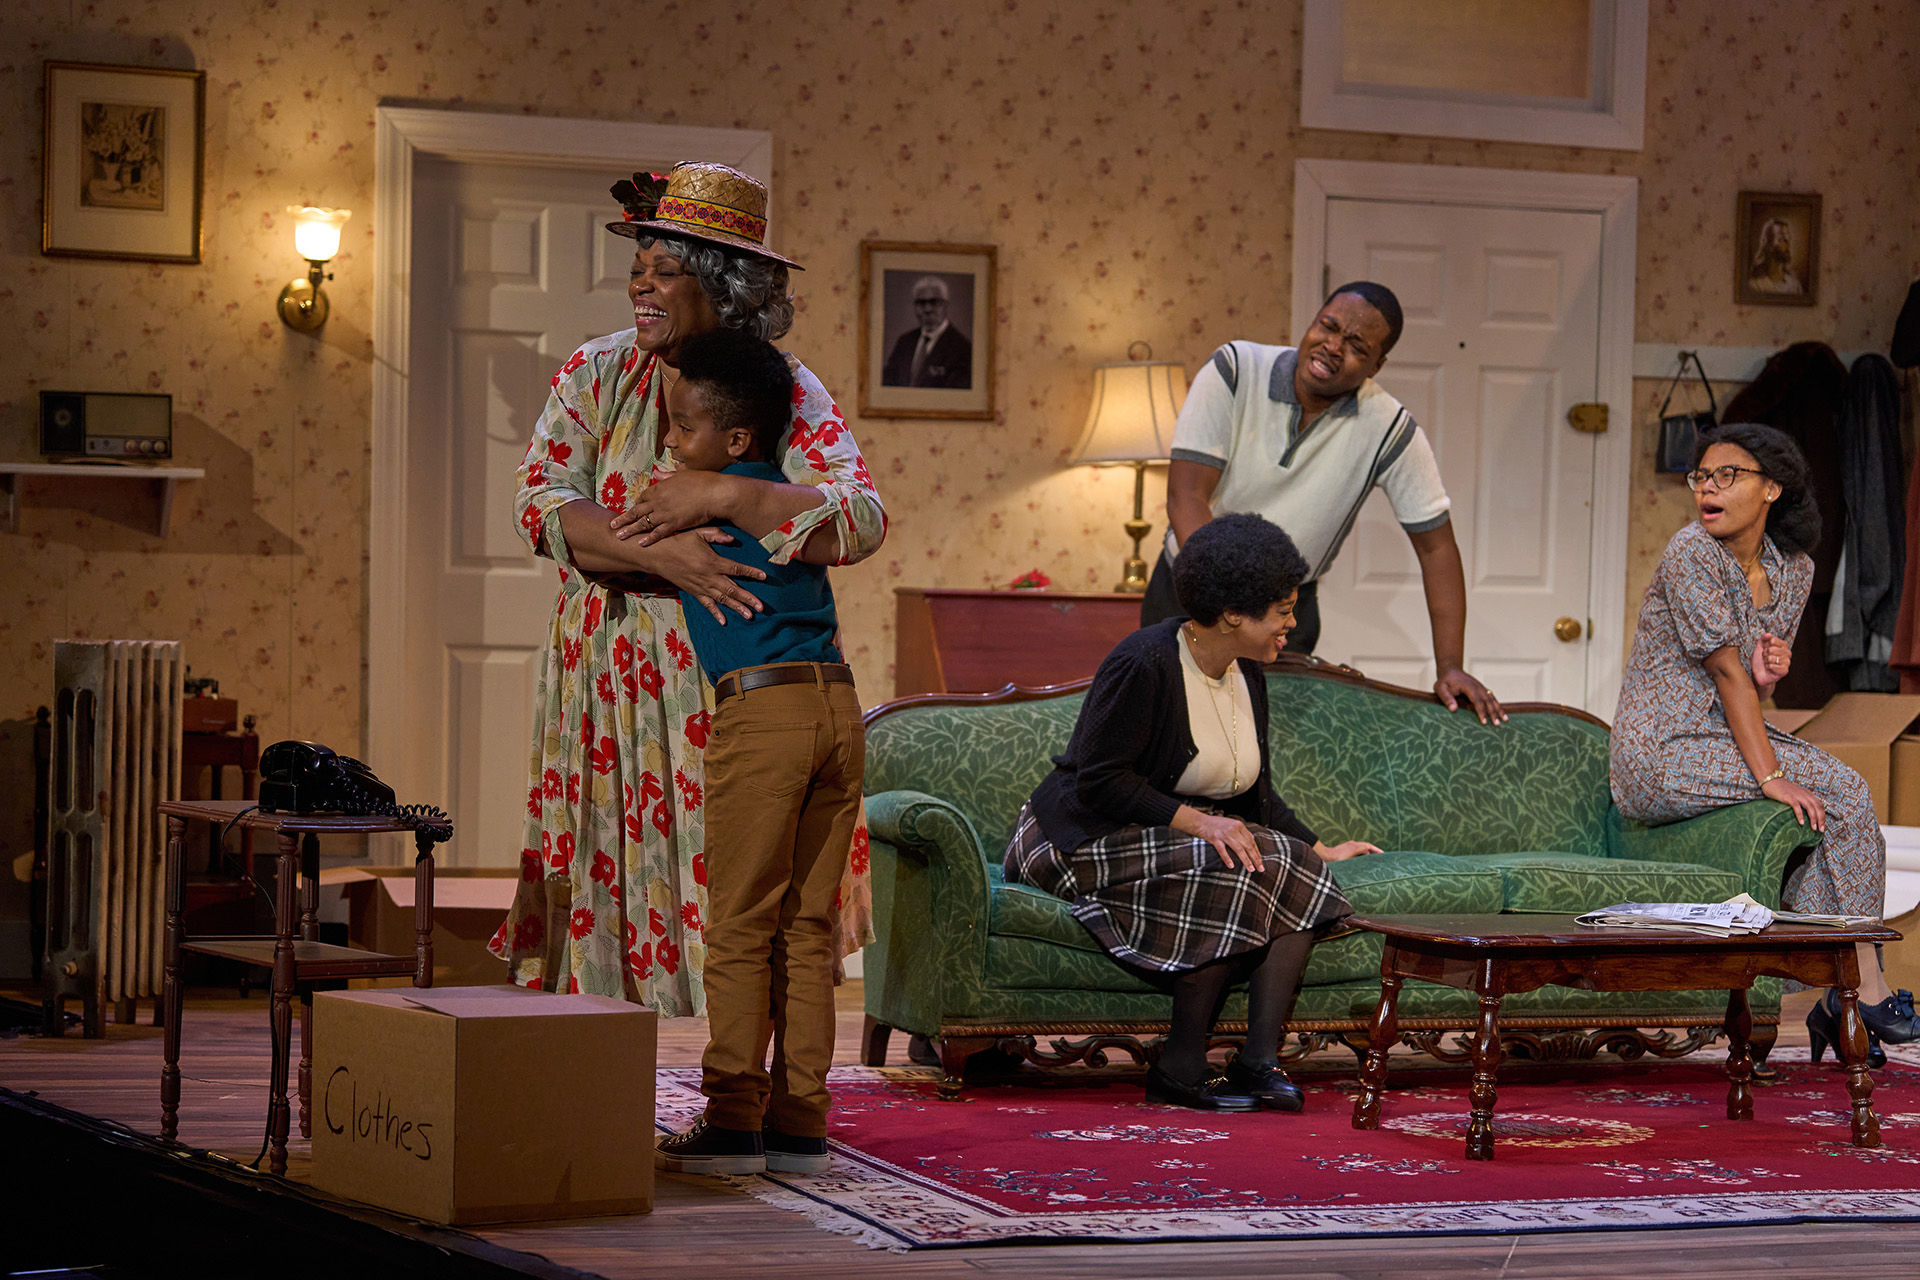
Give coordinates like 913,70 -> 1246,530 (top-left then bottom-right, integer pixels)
289,205 -> 351,262
1068,359 -> 1187,465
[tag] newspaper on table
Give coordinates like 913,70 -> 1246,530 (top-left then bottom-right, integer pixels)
1576,893 -> 1879,936
1575,899 -> 1771,936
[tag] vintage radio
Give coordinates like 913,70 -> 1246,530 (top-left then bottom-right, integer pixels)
40,391 -> 173,459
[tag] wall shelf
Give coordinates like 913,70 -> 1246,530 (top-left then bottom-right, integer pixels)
0,462 -> 205,537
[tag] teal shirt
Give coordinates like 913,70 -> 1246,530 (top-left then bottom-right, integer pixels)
679,461 -> 842,683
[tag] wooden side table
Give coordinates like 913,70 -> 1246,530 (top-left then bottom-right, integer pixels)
893,587 -> 1144,696
1348,912 -> 1902,1161
158,799 -> 452,1175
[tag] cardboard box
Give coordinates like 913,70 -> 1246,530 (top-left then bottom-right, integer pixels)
318,866 -> 517,989
311,986 -> 655,1224
1763,694 -> 1920,823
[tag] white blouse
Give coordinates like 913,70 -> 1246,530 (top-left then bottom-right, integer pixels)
1173,626 -> 1261,799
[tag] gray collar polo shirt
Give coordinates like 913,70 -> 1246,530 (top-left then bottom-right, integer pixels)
1167,342 -> 1452,582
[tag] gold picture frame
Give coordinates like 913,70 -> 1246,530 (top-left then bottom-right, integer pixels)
858,240 -> 996,420
1734,191 -> 1820,308
42,61 -> 206,264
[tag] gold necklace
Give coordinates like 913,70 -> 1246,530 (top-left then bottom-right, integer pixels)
1185,624 -> 1242,791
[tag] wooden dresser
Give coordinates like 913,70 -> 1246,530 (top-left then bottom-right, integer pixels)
892,588 -> 1144,696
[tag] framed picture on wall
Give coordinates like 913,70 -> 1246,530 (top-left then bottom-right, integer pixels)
1734,191 -> 1820,307
42,61 -> 206,263
858,241 -> 996,420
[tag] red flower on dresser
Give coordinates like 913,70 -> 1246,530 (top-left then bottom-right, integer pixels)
590,851 -> 617,887
569,907 -> 595,940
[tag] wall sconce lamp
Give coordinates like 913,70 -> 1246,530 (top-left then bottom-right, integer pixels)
277,205 -> 351,332
1067,341 -> 1188,593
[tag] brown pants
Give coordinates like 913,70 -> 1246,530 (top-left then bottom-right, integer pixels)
699,664 -> 865,1136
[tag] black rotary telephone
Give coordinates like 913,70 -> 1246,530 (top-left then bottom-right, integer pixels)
258,740 -> 445,829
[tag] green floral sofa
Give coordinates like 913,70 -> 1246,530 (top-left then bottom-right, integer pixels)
859,657 -> 1822,1092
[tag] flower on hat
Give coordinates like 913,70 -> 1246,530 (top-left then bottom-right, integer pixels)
610,172 -> 669,223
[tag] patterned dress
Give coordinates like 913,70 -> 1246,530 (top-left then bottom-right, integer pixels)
1611,521 -> 1885,918
487,331 -> 887,1015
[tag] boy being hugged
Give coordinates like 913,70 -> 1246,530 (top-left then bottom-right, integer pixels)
652,329 -> 868,1176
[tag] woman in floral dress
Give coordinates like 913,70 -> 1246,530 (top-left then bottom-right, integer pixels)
1611,423 -> 1914,1053
489,164 -> 886,1016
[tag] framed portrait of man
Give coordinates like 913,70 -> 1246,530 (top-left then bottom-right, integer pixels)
42,61 -> 205,263
859,241 -> 995,420
1735,191 -> 1820,308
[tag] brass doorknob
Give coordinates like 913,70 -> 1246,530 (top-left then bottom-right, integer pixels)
1554,616 -> 1583,643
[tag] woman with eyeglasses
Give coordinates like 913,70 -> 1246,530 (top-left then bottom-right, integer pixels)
1611,423 -> 1912,1061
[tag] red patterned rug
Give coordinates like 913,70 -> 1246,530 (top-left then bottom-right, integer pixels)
656,1045 -> 1920,1249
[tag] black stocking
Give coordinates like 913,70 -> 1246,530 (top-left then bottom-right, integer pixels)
1242,929 -> 1313,1067
1157,956 -> 1237,1082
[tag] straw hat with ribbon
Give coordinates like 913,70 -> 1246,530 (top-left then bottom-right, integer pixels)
608,162 -> 801,269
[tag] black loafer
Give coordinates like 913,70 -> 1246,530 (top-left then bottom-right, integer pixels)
1224,1054 -> 1306,1112
1145,1063 -> 1258,1112
655,1117 -> 765,1175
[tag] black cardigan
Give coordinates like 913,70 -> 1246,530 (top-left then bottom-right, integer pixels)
1028,619 -> 1319,854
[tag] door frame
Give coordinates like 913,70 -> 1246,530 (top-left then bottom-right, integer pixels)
367,107 -> 772,804
1291,159 -> 1637,717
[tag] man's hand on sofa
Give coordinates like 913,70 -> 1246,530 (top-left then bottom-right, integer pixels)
1435,667 -> 1507,726
1173,805 -> 1265,872
1314,839 -> 1382,862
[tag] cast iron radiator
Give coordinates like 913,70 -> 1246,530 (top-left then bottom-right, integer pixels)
44,640 -> 182,1036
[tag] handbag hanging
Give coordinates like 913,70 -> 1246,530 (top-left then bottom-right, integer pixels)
1655,351 -> 1718,475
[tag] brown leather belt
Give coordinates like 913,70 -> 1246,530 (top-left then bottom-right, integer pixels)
713,662 -> 855,704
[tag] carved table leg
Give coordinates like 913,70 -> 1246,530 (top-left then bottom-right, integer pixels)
267,830 -> 298,1176
1353,969 -> 1403,1131
1466,992 -> 1504,1161
1836,979 -> 1883,1148
861,1014 -> 892,1067
1724,985 -> 1754,1121
160,815 -> 187,1144
299,832 -> 318,1140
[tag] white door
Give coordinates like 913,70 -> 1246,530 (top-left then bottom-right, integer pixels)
1312,198 -> 1604,708
398,158 -> 635,866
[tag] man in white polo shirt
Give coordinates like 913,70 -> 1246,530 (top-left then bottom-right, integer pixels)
1141,281 -> 1506,725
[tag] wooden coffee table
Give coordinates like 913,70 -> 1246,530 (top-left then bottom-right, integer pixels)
1348,912 -> 1901,1161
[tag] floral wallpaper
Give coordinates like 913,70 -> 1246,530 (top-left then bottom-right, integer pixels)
0,0 -> 1914,771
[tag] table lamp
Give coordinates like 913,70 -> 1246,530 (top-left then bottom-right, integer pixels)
1067,342 -> 1187,593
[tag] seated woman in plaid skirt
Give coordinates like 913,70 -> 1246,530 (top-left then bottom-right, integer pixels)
1004,513 -> 1377,1112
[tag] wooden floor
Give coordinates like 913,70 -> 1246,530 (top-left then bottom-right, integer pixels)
3,982 -> 1916,1278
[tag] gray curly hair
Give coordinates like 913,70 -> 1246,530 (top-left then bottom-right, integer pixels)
636,233 -> 794,341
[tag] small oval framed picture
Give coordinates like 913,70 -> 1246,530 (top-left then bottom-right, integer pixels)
1735,191 -> 1819,308
859,241 -> 996,420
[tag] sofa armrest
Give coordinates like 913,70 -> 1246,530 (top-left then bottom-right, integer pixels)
1605,800 -> 1820,910
863,789 -> 995,1034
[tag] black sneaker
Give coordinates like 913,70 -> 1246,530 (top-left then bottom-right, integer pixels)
655,1117 -> 765,1175
763,1125 -> 832,1174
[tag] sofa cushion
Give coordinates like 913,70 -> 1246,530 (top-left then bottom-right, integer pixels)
1330,850 -> 1506,915
984,935 -> 1160,992
989,883 -> 1102,953
1455,852 -> 1746,914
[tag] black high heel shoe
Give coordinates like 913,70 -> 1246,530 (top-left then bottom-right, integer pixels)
1807,990 -> 1891,1069
1862,989 -> 1920,1045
